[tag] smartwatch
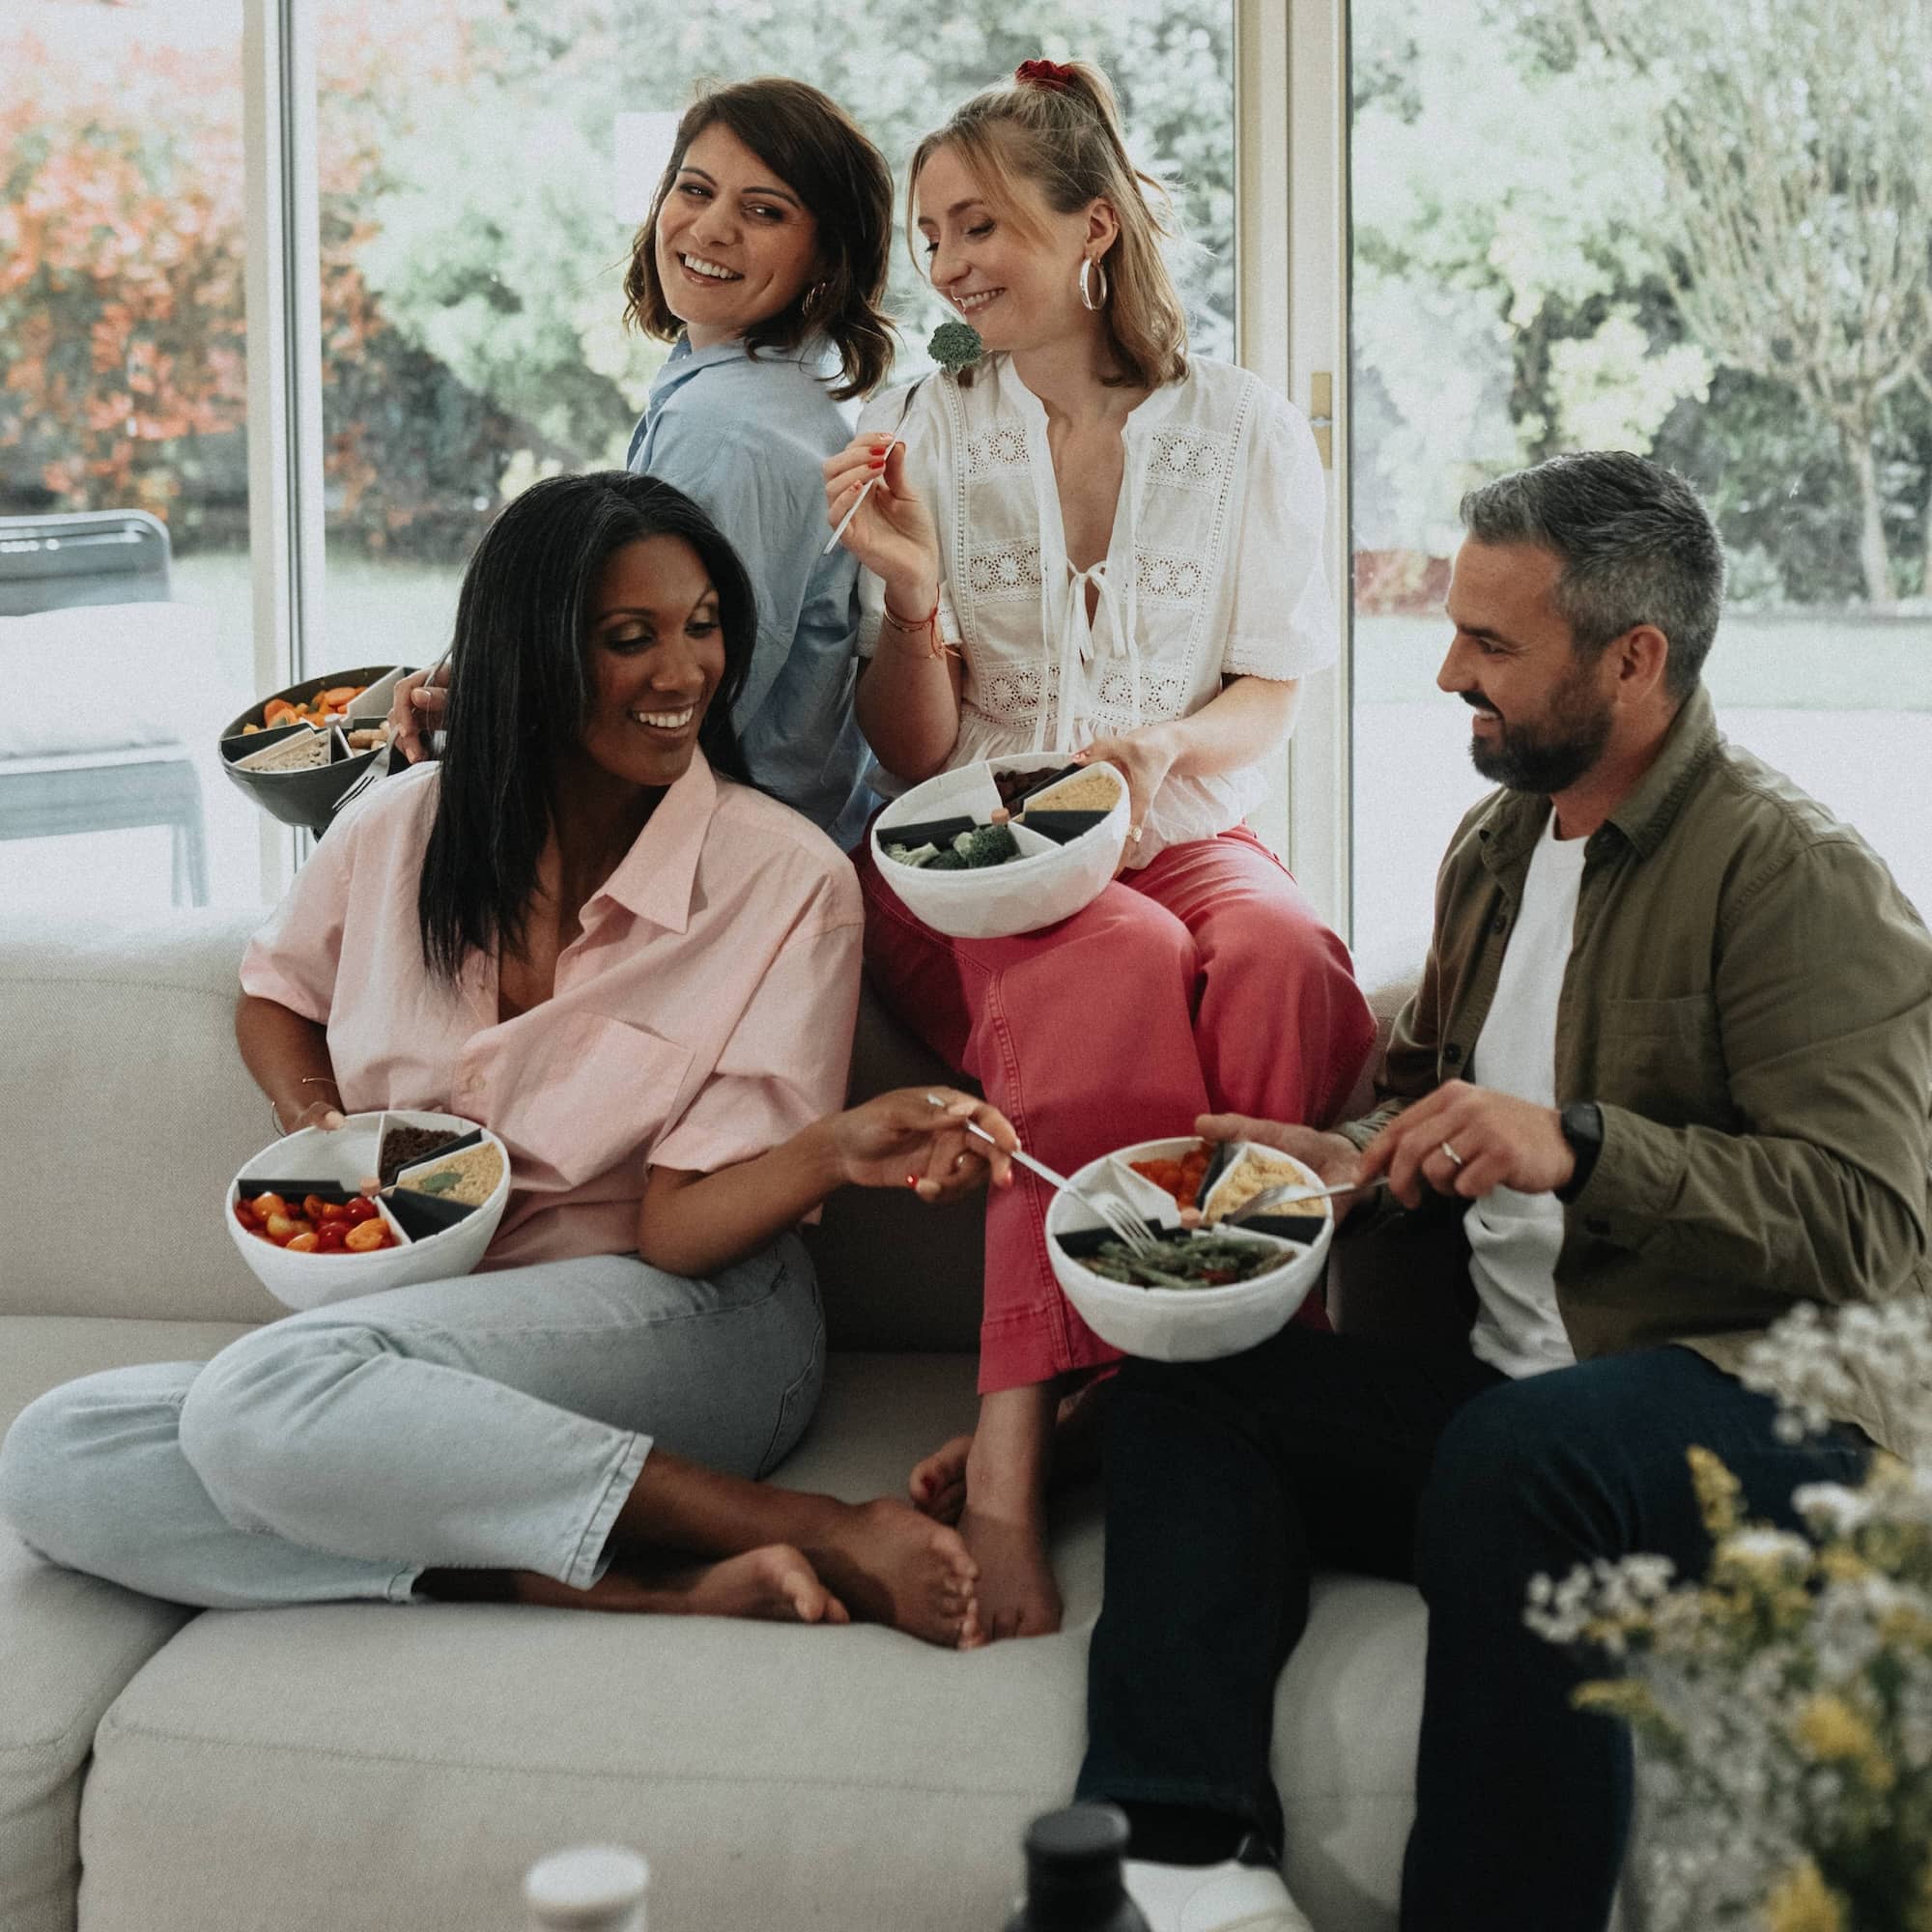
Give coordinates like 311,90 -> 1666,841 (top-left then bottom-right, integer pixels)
1555,1101 -> 1605,1204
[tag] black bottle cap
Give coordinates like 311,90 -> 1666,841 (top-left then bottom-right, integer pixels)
1025,1804 -> 1130,1899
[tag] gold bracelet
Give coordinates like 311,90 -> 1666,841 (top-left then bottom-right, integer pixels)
270,1075 -> 342,1136
880,595 -> 957,663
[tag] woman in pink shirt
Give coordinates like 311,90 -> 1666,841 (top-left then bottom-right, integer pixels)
0,471 -> 1013,1650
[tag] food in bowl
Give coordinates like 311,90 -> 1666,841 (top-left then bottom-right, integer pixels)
379,1122 -> 466,1184
233,1189 -> 395,1253
1129,1139 -> 1213,1210
245,683 -> 375,734
1075,1231 -> 1293,1289
885,824 -> 1022,871
398,1141 -> 506,1207
1022,768 -> 1122,814
1201,1145 -> 1331,1224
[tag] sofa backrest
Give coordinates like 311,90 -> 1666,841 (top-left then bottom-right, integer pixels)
0,910 -> 986,1348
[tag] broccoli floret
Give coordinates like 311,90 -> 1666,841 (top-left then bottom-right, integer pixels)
927,320 -> 984,374
925,849 -> 970,871
954,824 -> 1020,868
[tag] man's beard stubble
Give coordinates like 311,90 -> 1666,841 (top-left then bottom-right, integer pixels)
1463,672 -> 1612,795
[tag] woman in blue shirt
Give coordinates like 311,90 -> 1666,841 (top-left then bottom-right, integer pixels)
397,78 -> 892,849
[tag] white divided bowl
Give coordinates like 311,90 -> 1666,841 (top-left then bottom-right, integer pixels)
226,1109 -> 510,1312
1045,1137 -> 1334,1362
869,753 -> 1129,939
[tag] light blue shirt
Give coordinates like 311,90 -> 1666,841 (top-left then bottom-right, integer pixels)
626,336 -> 879,850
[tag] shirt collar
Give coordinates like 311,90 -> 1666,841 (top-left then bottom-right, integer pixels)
1479,682 -> 1722,880
586,748 -> 718,934
1603,683 -> 1720,859
649,331 -> 838,404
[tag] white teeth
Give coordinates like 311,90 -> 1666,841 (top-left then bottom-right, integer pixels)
681,254 -> 738,281
956,290 -> 999,313
632,706 -> 695,729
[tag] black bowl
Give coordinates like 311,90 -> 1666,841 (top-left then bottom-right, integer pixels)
217,664 -> 410,835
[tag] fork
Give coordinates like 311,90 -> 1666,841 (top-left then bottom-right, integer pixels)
1221,1175 -> 1391,1224
822,376 -> 927,556
924,1096 -> 1158,1258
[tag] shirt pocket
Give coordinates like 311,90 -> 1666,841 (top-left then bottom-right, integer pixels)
495,1013 -> 695,1189
1587,993 -> 1732,1131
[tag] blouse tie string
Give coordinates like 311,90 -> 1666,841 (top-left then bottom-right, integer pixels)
1039,451 -> 1150,753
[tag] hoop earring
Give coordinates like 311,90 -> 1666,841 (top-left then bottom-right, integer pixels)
1078,256 -> 1108,311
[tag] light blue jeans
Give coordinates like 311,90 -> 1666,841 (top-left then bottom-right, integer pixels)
0,1238 -> 823,1609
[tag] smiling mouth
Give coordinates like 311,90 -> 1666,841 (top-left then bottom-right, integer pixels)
678,253 -> 741,283
630,704 -> 696,733
953,289 -> 1003,315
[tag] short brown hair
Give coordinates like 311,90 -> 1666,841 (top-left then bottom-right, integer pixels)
623,78 -> 895,402
908,61 -> 1188,391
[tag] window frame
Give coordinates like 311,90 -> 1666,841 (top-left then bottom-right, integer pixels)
242,4 -> 1349,916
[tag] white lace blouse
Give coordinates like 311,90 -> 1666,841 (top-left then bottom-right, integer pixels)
855,354 -> 1334,864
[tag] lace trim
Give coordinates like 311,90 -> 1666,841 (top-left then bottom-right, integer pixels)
1133,546 -> 1208,604
970,661 -> 1190,729
966,541 -> 1044,600
964,422 -> 1032,476
1147,428 -> 1235,494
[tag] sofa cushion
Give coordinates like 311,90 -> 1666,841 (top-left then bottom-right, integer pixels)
0,1316 -> 253,1932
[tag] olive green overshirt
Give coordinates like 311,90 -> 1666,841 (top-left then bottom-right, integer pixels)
1342,685 -> 1932,1455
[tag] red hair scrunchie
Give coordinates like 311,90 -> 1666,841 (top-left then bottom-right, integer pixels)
1014,58 -> 1076,93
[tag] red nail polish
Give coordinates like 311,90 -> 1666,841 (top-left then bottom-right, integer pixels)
905,1174 -> 921,1189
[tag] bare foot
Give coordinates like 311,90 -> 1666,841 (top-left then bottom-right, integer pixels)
797,1497 -> 980,1649
910,1377 -> 1112,1524
957,1501 -> 1063,1641
421,1546 -> 850,1626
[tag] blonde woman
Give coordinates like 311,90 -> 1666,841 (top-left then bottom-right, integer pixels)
825,59 -> 1375,1641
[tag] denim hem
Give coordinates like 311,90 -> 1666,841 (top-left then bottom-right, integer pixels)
560,1432 -> 651,1590
1071,1773 -> 1283,1860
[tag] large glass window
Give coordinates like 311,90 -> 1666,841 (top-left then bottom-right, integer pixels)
311,1 -> 1236,673
1349,0 -> 1932,958
0,0 -> 259,910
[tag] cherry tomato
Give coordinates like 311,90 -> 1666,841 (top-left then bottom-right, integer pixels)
314,1220 -> 350,1251
344,1216 -> 390,1252
284,1232 -> 321,1253
249,1192 -> 288,1220
265,1211 -> 311,1243
342,1195 -> 380,1223
234,1199 -> 260,1229
316,1200 -> 351,1221
302,1194 -> 336,1222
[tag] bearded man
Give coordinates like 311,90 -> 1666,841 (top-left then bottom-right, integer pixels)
1072,452 -> 1932,1932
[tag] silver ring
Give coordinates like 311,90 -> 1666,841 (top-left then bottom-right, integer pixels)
1439,1140 -> 1465,1169
1127,823 -> 1145,844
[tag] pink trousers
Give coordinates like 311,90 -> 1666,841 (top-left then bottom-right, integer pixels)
856,826 -> 1378,1393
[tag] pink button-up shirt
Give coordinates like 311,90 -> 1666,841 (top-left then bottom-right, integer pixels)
240,753 -> 863,1269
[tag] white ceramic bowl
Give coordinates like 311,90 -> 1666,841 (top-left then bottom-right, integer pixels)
870,753 -> 1130,939
1045,1136 -> 1333,1362
226,1109 -> 510,1311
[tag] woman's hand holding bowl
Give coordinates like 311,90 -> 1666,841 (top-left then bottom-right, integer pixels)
1071,724 -> 1179,870
829,1088 -> 1016,1203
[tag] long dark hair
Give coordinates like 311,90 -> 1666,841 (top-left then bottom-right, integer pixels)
416,470 -> 756,983
622,77 -> 895,401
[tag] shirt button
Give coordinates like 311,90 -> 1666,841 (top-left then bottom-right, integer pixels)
1442,1043 -> 1463,1066
1492,911 -> 1510,934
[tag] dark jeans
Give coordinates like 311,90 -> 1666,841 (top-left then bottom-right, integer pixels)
1074,1327 -> 1868,1931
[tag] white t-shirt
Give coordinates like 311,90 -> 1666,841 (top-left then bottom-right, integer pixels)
1463,812 -> 1590,1378
855,355 -> 1335,865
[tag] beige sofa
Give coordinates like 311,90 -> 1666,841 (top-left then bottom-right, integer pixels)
0,909 -> 1432,1932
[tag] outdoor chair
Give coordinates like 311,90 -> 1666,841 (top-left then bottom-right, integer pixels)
0,509 -> 210,906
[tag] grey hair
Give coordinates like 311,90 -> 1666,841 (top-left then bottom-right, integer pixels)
1459,452 -> 1724,699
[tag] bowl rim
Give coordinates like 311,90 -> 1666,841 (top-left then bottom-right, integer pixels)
227,1108 -> 509,1264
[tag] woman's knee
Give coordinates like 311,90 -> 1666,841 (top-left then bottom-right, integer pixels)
0,1367 -> 188,1565
177,1321 -> 380,1525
